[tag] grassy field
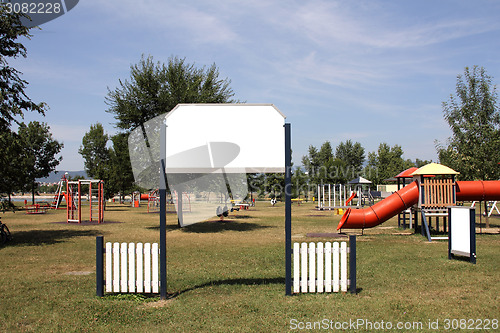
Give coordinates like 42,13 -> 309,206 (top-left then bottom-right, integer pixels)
0,201 -> 499,332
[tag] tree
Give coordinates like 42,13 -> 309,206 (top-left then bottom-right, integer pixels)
437,66 -> 500,180
79,123 -> 110,180
335,140 -> 365,177
109,133 -> 135,203
0,6 -> 47,131
0,130 -> 23,202
78,123 -> 115,199
364,143 -> 413,185
106,55 -> 237,132
17,121 -> 63,204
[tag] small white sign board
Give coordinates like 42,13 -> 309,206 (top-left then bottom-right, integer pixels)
449,207 -> 476,263
164,104 -> 285,173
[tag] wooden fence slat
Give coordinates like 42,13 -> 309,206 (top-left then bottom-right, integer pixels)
317,242 -> 324,292
136,243 -> 143,293
105,242 -> 112,292
152,243 -> 159,293
308,242 -> 315,293
120,243 -> 128,292
300,243 -> 307,292
128,243 -> 135,293
333,242 -> 340,292
144,243 -> 151,293
324,242 -> 332,292
340,242 -> 347,292
113,243 -> 120,292
293,243 -> 300,293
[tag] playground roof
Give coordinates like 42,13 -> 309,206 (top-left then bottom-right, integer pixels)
348,176 -> 372,184
410,163 -> 459,176
394,167 -> 418,178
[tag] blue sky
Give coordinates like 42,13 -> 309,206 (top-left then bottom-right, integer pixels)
10,0 -> 500,171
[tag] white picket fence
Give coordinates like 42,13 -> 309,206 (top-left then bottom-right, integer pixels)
105,242 -> 159,293
293,241 -> 349,293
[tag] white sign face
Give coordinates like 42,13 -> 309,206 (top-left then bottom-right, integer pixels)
450,207 -> 471,255
164,104 -> 286,173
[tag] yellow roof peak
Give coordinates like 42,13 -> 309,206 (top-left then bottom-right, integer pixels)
410,162 -> 459,176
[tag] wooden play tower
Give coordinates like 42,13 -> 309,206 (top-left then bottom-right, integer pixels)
412,163 -> 460,241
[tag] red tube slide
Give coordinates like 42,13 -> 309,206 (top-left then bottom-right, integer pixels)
455,180 -> 500,201
337,180 -> 500,230
337,181 -> 419,230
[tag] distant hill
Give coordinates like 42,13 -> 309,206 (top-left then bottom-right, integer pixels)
37,171 -> 88,183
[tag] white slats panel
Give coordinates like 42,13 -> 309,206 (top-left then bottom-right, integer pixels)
104,242 -> 159,294
293,241 -> 348,293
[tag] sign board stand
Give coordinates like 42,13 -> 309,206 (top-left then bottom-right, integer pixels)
155,104 -> 287,299
448,207 -> 476,264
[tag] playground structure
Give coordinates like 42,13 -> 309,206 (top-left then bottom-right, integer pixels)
316,184 -> 352,211
66,179 -> 104,223
337,163 -> 500,240
51,173 -> 69,209
317,178 -> 374,212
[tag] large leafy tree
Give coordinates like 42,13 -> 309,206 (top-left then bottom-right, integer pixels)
106,55 -> 237,132
17,121 -> 63,204
437,66 -> 500,180
0,6 -> 46,131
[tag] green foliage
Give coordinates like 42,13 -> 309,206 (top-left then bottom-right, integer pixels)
0,6 -> 47,131
364,143 -> 414,185
335,139 -> 366,177
106,55 -> 237,132
109,133 -> 135,202
17,121 -> 63,204
79,123 -> 110,179
79,123 -> 135,200
302,140 -> 366,186
0,129 -> 23,199
437,66 -> 500,180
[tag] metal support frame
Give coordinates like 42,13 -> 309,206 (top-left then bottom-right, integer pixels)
160,123 -> 167,300
285,123 -> 292,296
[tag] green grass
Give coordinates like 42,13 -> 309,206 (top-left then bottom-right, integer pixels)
0,202 -> 499,332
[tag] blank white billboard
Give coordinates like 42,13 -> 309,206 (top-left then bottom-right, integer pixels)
164,104 -> 286,173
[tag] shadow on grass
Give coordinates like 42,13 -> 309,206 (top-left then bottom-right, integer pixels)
4,229 -> 101,247
147,220 -> 274,233
169,277 -> 286,299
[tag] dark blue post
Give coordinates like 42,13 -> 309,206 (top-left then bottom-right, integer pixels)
160,123 -> 167,299
284,123 -> 292,296
469,208 -> 476,264
96,236 -> 104,297
349,235 -> 356,294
